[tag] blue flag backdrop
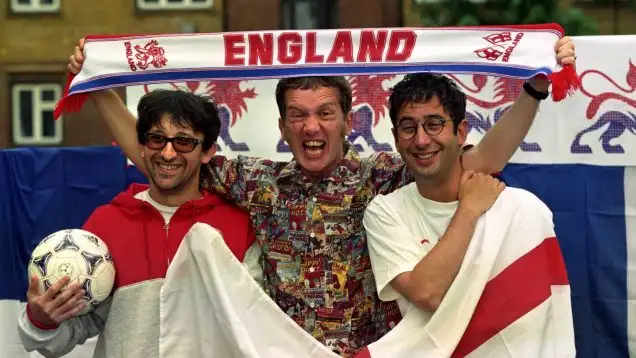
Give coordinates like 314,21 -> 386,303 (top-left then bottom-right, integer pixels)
0,146 -> 634,357
2,33 -> 636,358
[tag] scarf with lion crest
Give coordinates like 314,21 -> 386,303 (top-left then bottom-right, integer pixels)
53,23 -> 579,118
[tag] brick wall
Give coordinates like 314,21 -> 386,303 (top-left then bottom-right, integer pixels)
1,0 -> 405,148
0,0 -> 223,148
224,0 -> 281,31
338,0 -> 401,28
225,0 -> 401,31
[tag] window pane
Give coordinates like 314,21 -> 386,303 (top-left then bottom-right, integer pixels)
40,0 -> 54,5
282,1 -> 293,29
18,90 -> 34,138
167,0 -> 183,3
42,110 -> 56,137
17,0 -> 31,5
41,89 -> 55,102
143,0 -> 159,3
315,0 -> 336,28
191,0 -> 208,3
294,1 -> 319,29
284,0 -> 335,30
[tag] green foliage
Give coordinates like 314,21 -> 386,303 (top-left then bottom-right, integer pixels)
416,0 -> 604,35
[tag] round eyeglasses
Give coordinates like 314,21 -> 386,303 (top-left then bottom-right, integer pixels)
396,118 -> 448,140
143,133 -> 203,153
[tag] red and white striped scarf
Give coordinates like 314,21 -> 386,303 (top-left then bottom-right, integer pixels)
54,23 -> 579,119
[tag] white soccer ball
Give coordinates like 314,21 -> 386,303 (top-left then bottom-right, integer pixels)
27,229 -> 116,316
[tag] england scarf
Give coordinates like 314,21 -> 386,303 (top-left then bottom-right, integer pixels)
53,23 -> 579,119
160,187 -> 575,358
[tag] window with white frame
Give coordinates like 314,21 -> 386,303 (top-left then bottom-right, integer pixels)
10,0 -> 60,13
12,84 -> 63,145
282,0 -> 337,30
137,0 -> 213,11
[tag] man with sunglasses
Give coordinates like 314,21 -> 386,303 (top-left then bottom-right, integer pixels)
18,90 -> 259,358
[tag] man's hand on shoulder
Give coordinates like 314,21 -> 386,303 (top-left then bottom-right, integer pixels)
458,170 -> 506,218
386,171 -> 504,312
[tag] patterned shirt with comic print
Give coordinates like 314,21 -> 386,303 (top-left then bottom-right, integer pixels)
202,142 -> 414,357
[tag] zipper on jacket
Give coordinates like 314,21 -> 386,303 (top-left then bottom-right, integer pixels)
164,223 -> 170,267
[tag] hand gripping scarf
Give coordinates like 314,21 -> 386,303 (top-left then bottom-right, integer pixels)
53,23 -> 579,119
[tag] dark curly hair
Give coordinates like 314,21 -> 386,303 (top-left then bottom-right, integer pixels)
388,73 -> 466,134
136,89 -> 221,151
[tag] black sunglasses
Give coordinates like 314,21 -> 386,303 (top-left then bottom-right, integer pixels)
143,133 -> 203,153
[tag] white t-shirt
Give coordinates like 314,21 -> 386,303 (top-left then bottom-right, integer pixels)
134,190 -> 263,286
363,182 -> 458,315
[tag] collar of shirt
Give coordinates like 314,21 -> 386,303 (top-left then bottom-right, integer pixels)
277,141 -> 362,187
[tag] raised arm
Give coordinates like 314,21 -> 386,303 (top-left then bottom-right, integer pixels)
93,90 -> 146,175
462,37 -> 577,173
364,172 -> 504,312
68,39 -> 147,176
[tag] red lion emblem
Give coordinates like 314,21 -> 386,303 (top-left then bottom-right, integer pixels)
206,81 -> 257,126
134,40 -> 168,70
447,74 -> 523,109
579,59 -> 636,119
349,75 -> 395,126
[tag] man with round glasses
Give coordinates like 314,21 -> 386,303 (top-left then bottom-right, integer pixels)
395,116 -> 447,141
364,73 -> 507,316
18,90 -> 259,358
362,72 -> 567,349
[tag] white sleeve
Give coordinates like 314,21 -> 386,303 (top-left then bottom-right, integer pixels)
363,196 -> 427,302
17,297 -> 111,358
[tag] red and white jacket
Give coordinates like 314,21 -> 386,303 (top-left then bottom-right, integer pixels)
19,183 -> 256,358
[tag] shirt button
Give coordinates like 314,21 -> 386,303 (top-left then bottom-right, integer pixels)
309,267 -> 315,273
310,232 -> 315,238
312,197 -> 317,203
309,302 -> 315,308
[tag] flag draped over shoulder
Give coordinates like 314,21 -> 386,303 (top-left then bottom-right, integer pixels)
53,23 -> 579,119
358,188 -> 575,358
161,187 -> 575,358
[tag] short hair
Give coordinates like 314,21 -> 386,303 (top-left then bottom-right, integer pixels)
136,89 -> 221,151
275,76 -> 352,119
388,73 -> 466,134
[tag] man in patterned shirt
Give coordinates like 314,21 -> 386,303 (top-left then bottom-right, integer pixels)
67,36 -> 576,357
